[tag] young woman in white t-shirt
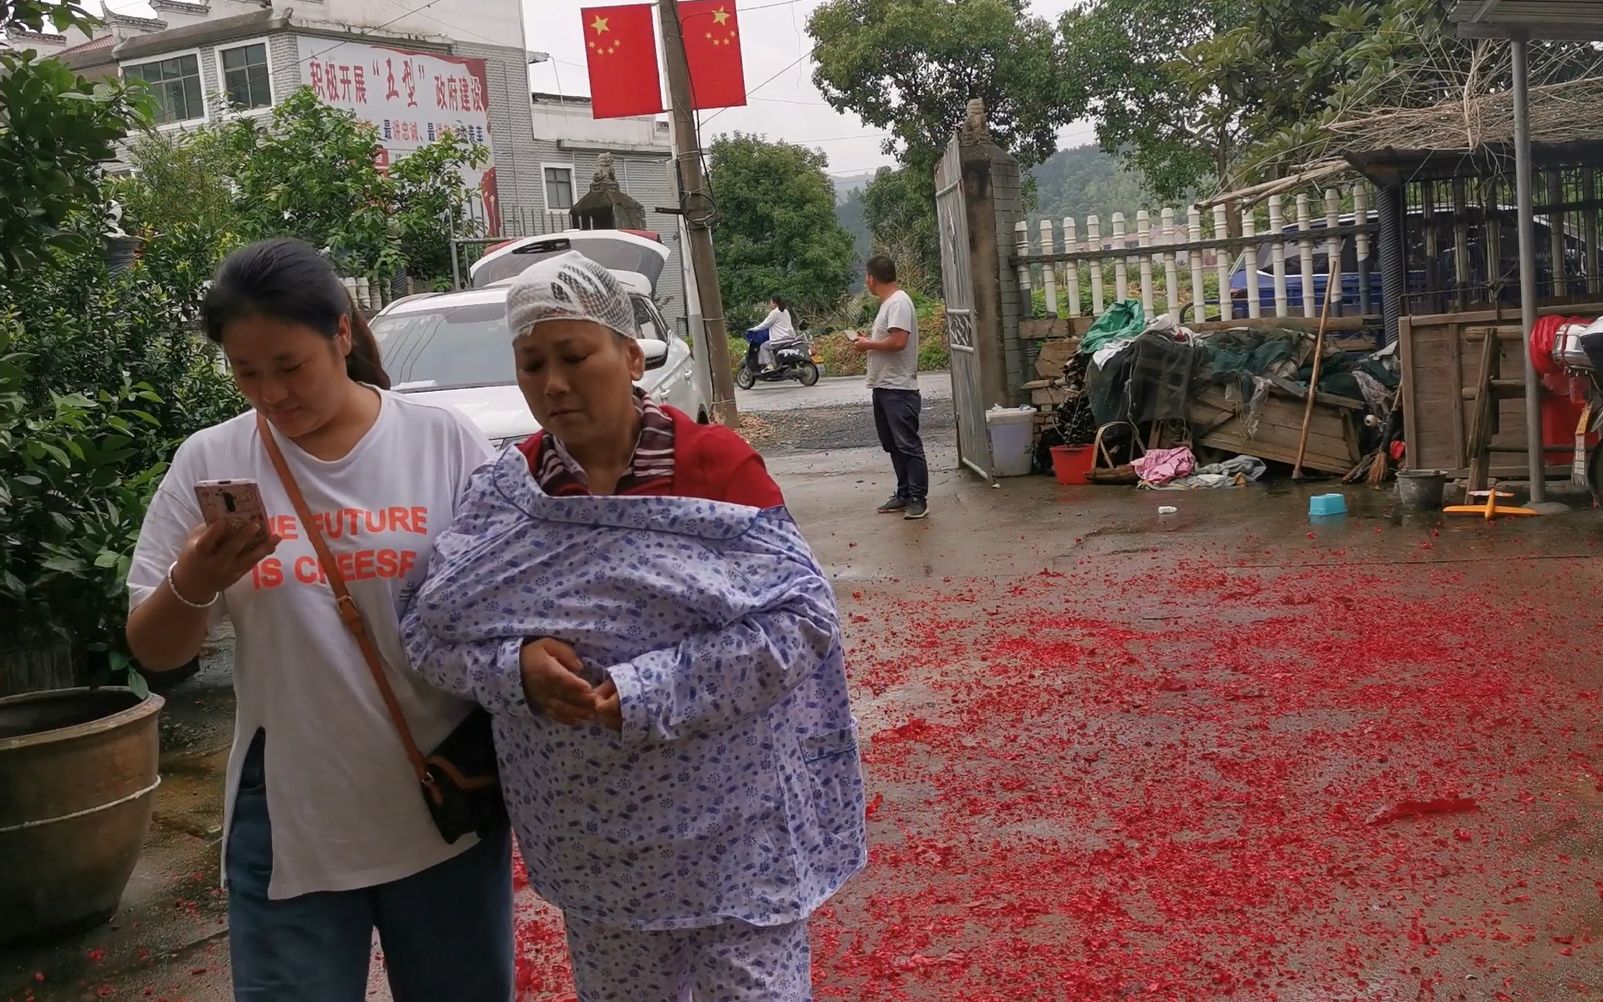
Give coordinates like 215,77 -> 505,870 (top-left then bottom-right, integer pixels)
126,238 -> 512,1001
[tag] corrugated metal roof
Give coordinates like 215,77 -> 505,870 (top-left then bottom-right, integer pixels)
1449,1 -> 1603,42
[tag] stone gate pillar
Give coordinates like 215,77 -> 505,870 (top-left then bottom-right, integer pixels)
957,105 -> 1027,406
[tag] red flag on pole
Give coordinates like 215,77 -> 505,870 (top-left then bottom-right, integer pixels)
581,4 -> 665,119
679,0 -> 747,110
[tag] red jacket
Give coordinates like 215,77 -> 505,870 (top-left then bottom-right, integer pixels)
517,407 -> 784,508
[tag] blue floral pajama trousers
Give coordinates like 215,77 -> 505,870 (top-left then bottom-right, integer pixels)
563,913 -> 812,1002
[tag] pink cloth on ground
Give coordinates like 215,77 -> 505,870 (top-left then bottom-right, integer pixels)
1132,446 -> 1196,486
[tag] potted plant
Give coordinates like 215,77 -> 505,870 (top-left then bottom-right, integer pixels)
0,328 -> 175,943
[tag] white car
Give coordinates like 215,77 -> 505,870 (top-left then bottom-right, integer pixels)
371,232 -> 705,448
468,228 -> 669,291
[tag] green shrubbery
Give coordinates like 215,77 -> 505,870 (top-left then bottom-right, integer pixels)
0,1 -> 483,692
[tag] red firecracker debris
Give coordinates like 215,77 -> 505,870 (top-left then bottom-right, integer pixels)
1366,798 -> 1479,826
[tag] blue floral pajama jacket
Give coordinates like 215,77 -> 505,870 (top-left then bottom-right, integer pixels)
401,446 -> 867,942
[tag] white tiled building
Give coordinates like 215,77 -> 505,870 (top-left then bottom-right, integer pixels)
526,92 -> 684,322
42,0 -> 688,324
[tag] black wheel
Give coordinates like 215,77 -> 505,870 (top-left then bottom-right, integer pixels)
797,361 -> 821,387
1590,443 -> 1602,503
696,406 -> 710,424
735,367 -> 756,390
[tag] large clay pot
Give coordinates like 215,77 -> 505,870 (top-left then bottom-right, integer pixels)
0,631 -> 85,698
0,687 -> 163,946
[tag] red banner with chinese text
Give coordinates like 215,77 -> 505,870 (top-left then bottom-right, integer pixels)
581,4 -> 665,119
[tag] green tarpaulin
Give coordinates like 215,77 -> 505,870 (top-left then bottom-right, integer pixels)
1079,299 -> 1145,355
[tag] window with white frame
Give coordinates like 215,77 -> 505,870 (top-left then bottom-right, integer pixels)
124,53 -> 204,125
543,165 -> 575,213
220,42 -> 271,110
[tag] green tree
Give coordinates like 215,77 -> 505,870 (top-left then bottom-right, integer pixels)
220,88 -> 404,277
861,165 -> 940,296
108,128 -> 243,308
1059,0 -> 1337,201
112,87 -> 487,289
0,1 -> 149,274
709,134 -> 856,325
387,130 -> 490,289
1060,0 -> 1599,200
0,0 -> 235,688
808,0 -> 1072,174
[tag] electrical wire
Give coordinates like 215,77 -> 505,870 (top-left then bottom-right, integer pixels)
700,44 -> 819,126
738,0 -> 810,10
293,0 -> 452,69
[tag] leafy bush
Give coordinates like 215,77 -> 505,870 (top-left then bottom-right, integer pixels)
0,324 -> 169,693
0,27 -> 148,275
0,1 -> 245,690
0,8 -> 480,695
112,87 -> 487,290
728,302 -> 951,382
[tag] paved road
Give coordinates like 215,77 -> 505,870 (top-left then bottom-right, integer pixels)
737,372 -> 957,456
735,372 -> 951,413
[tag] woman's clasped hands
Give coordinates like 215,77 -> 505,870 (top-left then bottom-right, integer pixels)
518,637 -> 623,732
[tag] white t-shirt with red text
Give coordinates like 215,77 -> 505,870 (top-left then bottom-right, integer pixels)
128,391 -> 492,899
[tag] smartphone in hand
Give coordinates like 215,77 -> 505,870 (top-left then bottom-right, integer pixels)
194,479 -> 269,529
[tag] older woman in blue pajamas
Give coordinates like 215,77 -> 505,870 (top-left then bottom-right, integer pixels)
402,253 -> 866,1001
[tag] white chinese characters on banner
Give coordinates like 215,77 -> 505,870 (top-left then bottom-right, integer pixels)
297,39 -> 500,234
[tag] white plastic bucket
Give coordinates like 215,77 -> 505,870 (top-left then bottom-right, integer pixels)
986,405 -> 1038,478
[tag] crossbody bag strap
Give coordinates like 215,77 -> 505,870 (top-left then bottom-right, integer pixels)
256,413 -> 430,784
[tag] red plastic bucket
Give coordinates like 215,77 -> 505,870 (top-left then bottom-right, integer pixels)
1050,445 -> 1094,485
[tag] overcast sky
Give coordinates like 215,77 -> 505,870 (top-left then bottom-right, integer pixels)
523,0 -> 1096,179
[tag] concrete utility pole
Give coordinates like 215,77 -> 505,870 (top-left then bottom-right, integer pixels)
658,0 -> 739,425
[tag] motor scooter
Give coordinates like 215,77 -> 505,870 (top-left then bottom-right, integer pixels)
736,323 -> 822,389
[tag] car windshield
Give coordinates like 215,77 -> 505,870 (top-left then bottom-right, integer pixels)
370,299 -> 517,392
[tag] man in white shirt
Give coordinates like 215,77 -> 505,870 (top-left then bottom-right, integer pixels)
852,255 -> 927,519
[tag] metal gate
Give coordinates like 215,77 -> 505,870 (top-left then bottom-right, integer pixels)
935,138 -> 992,478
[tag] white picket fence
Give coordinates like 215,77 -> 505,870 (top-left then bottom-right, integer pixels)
1015,185 -> 1379,324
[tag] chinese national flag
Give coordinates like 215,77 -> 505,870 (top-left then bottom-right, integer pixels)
679,0 -> 747,110
582,4 -> 665,119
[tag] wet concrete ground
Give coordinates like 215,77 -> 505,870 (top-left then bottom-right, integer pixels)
8,409 -> 1603,1001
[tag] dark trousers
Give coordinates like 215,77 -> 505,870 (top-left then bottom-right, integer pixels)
872,388 -> 928,501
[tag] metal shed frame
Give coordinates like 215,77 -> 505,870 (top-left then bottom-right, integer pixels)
1448,0 -> 1603,501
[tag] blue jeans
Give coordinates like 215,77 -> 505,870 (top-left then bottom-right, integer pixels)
226,731 -> 514,1002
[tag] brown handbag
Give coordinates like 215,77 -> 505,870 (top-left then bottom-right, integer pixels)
257,414 -> 507,844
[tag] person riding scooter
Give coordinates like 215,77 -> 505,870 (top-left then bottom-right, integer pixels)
751,296 -> 800,372
737,305 -> 821,391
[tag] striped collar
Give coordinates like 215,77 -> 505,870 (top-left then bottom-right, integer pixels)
534,389 -> 675,496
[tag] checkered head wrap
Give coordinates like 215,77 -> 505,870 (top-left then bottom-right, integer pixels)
505,250 -> 639,342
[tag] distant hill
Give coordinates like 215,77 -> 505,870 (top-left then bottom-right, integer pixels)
1028,145 -> 1157,226
836,184 -> 871,289
831,170 -> 879,204
830,171 -> 880,287
827,146 -> 1156,288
